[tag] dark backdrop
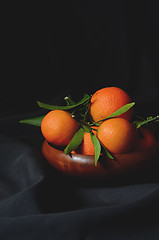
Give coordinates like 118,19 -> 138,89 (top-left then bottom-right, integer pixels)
2,0 -> 159,116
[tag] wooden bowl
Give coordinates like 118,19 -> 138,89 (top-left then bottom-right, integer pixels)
41,140 -> 159,180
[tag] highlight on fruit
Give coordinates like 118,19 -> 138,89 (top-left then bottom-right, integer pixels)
20,87 -> 159,166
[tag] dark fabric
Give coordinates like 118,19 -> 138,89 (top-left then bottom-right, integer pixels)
1,1 -> 159,239
0,106 -> 159,240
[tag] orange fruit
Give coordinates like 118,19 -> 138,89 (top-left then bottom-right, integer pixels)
97,118 -> 137,154
41,110 -> 79,147
72,127 -> 98,155
136,127 -> 156,151
90,87 -> 133,122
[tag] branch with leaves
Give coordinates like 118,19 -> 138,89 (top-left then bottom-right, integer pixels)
20,93 -> 159,166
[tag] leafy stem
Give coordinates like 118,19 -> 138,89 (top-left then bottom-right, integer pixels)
37,94 -> 91,111
134,115 -> 159,128
19,96 -> 136,166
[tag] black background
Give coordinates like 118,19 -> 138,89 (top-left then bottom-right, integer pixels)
2,1 -> 159,115
1,1 -> 159,239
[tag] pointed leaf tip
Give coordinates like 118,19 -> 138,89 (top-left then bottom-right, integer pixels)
90,132 -> 101,166
64,128 -> 84,155
19,115 -> 45,127
95,102 -> 135,124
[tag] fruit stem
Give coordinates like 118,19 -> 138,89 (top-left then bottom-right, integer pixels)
64,95 -> 76,106
64,96 -> 70,106
89,122 -> 100,127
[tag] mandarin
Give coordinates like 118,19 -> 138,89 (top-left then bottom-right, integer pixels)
73,127 -> 98,155
90,87 -> 133,122
41,110 -> 79,147
136,127 -> 156,151
97,118 -> 137,154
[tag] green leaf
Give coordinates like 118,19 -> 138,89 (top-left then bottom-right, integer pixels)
37,94 -> 91,111
101,143 -> 114,160
95,102 -> 135,124
19,115 -> 45,127
90,132 -> 101,166
64,128 -> 84,155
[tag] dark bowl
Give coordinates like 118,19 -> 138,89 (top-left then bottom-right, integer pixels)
41,140 -> 159,181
